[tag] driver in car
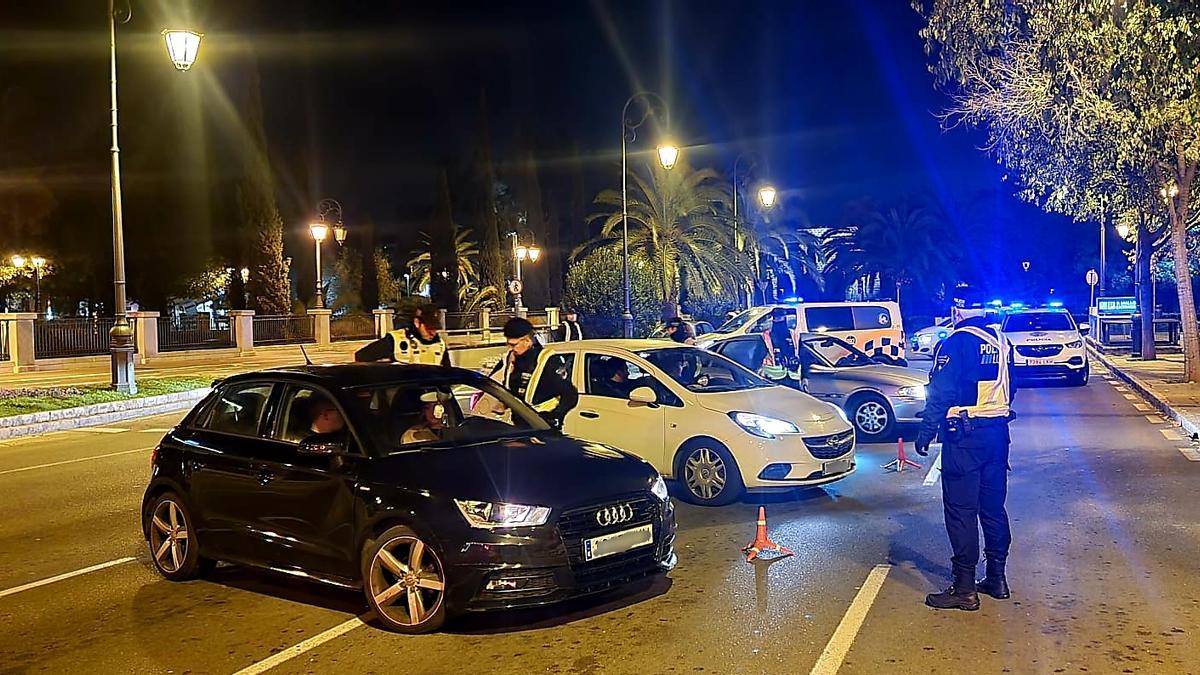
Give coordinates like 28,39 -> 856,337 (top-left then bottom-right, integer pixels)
309,398 -> 346,435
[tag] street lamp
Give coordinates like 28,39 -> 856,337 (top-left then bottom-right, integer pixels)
732,153 -> 778,308
508,233 -> 542,313
621,91 -> 678,338
758,185 -> 778,209
30,256 -> 45,314
310,222 -> 329,309
108,3 -> 203,394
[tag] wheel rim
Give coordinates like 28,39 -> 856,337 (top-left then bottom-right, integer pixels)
369,535 -> 445,627
855,401 -> 889,434
149,499 -> 189,573
684,447 -> 727,500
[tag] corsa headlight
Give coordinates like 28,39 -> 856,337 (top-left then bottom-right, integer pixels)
1065,339 -> 1083,349
651,475 -> 670,502
454,500 -> 551,529
897,385 -> 927,399
730,411 -> 800,438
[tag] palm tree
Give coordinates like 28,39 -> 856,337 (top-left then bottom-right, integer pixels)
407,227 -> 482,293
580,160 -> 739,317
822,197 -> 955,305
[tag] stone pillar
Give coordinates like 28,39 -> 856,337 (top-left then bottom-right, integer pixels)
373,308 -> 395,338
230,310 -> 255,355
438,308 -> 448,333
480,307 -> 491,343
546,307 -> 560,330
128,311 -> 160,364
0,313 -> 36,372
308,309 -> 332,348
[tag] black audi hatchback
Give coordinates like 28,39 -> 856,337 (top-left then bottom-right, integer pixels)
141,363 -> 676,633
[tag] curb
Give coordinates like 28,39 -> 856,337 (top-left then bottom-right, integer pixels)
1087,345 -> 1200,440
0,388 -> 211,441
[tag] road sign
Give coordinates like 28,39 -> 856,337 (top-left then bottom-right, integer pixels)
1086,269 -> 1099,286
507,279 -> 523,294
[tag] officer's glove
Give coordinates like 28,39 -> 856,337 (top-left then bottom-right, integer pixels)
914,435 -> 932,456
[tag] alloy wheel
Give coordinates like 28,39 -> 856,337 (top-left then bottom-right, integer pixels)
368,535 -> 446,628
684,446 -> 727,500
855,401 -> 890,435
149,499 -> 189,574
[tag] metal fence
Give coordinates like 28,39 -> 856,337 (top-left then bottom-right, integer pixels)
34,317 -> 134,359
158,314 -> 234,352
253,315 -> 315,345
331,313 -> 376,341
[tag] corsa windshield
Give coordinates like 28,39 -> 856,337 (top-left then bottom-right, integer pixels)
638,347 -> 772,392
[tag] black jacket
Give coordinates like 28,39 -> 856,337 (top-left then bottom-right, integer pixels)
917,316 -> 1015,445
489,343 -> 579,425
554,320 -> 584,342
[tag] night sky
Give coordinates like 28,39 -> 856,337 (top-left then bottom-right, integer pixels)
0,0 -> 1090,308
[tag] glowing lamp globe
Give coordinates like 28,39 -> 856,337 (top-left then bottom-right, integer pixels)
162,30 -> 203,71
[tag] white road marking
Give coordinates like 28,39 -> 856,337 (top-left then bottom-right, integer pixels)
809,564 -> 891,675
1178,447 -> 1200,462
1134,403 -> 1153,413
1122,393 -> 1139,401
0,447 -> 152,476
923,452 -> 942,486
1145,415 -> 1163,425
0,557 -> 136,599
66,427 -> 129,434
1160,428 -> 1184,441
232,613 -> 373,675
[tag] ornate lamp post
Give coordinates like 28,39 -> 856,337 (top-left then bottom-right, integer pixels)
507,231 -> 541,313
732,152 -> 779,308
621,91 -> 678,338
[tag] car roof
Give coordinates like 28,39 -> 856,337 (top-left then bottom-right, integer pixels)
1005,308 -> 1069,315
544,338 -> 688,352
217,363 -> 486,389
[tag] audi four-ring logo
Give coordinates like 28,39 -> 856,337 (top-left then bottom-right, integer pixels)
595,503 -> 634,526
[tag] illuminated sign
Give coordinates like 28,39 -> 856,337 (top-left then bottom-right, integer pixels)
1097,297 -> 1137,315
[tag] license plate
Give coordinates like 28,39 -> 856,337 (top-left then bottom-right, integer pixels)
823,458 -> 852,476
583,523 -> 653,562
1025,358 -> 1057,366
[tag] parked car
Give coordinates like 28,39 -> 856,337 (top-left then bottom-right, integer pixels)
701,301 -> 907,365
519,340 -> 857,506
648,319 -> 714,340
707,332 -> 928,441
909,318 -> 952,356
1002,308 -> 1090,386
142,364 -> 676,634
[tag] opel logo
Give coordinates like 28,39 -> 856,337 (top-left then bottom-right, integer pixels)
595,503 -> 634,527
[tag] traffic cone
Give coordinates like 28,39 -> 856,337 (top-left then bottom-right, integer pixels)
741,506 -> 793,562
882,437 -> 922,472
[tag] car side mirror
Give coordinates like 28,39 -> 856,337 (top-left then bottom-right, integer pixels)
629,386 -> 658,406
1079,325 -> 1091,336
298,434 -> 344,456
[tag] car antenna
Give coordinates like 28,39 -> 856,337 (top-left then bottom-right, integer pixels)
299,344 -> 313,366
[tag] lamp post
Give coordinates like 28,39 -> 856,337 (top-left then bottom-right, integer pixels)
621,91 -> 678,338
732,152 -> 779,308
30,256 -> 45,314
107,3 -> 202,394
309,222 -> 328,309
508,231 -> 541,313
309,199 -> 346,311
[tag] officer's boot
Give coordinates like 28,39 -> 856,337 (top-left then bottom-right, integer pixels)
977,559 -> 1010,600
925,572 -> 980,611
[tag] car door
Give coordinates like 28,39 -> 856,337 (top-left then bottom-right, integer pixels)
568,352 -> 669,471
711,336 -> 770,376
252,384 -> 362,579
799,338 -> 853,405
181,381 -> 278,558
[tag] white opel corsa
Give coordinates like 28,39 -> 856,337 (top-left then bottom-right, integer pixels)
524,340 -> 857,506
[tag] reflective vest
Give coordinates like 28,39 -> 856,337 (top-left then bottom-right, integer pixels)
760,331 -> 790,381
947,325 -> 1012,420
388,328 -> 448,365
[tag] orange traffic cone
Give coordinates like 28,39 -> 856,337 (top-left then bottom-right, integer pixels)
882,437 -> 922,472
742,506 -> 794,562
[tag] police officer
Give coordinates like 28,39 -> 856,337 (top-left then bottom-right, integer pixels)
766,307 -> 803,387
554,308 -> 584,342
665,317 -> 694,344
354,303 -> 450,366
916,284 -> 1015,611
488,317 -> 578,428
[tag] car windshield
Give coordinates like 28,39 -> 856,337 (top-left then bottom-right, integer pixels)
713,309 -> 760,334
802,335 -> 875,368
1003,312 -> 1074,332
346,376 -> 549,454
637,347 -> 772,392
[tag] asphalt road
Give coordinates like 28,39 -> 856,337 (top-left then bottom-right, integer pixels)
1,364 -> 1198,674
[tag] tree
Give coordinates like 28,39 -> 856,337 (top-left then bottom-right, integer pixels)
407,227 -> 483,295
564,246 -> 660,337
916,0 -> 1200,378
237,60 -> 291,316
583,160 -> 739,318
472,92 -> 505,297
329,247 -> 363,313
429,171 -> 459,311
375,247 -> 403,308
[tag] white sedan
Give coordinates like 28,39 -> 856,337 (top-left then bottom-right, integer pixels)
524,340 -> 856,506
1002,308 -> 1090,386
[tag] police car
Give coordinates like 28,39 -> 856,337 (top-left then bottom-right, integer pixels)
1001,307 -> 1089,386
909,318 -> 952,356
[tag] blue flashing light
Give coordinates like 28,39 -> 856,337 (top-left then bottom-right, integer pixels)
989,299 -> 1003,307
780,296 -> 803,304
1048,301 -> 1064,308
1009,302 -> 1025,309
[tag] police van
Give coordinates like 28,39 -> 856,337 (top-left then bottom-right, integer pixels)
699,301 -> 907,365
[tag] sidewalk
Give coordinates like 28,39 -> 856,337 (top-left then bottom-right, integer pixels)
1089,348 -> 1200,438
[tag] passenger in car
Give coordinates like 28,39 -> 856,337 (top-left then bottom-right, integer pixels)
309,398 -> 346,435
401,399 -> 446,445
596,359 -> 632,399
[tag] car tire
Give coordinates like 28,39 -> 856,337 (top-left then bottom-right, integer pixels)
362,525 -> 448,634
675,440 -> 744,507
146,491 -> 213,581
1069,362 -> 1090,387
848,393 -> 895,442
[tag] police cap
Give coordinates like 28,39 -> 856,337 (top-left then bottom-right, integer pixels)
503,317 -> 535,339
951,284 -> 986,309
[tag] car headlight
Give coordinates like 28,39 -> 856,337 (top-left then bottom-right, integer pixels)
1065,339 -> 1083,349
650,475 -> 670,502
897,385 -> 926,398
730,411 -> 800,438
454,500 -> 551,529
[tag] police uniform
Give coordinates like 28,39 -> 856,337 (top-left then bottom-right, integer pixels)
354,327 -> 450,367
917,294 -> 1015,610
762,323 -> 802,385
